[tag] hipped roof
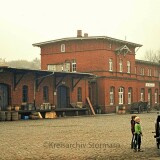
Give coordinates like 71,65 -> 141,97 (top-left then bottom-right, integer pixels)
33,36 -> 142,48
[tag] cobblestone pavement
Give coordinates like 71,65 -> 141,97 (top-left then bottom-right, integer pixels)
0,112 -> 160,160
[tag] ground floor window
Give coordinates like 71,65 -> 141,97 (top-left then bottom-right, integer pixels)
155,89 -> 158,103
118,87 -> 124,104
110,86 -> 114,105
128,88 -> 132,104
148,89 -> 152,105
140,88 -> 145,101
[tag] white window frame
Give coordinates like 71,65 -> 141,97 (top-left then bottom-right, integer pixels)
140,68 -> 144,75
148,92 -> 151,105
127,61 -> 131,73
140,88 -> 144,101
135,67 -> 137,74
155,90 -> 158,104
61,44 -> 65,52
148,68 -> 152,76
110,87 -> 114,105
47,64 -> 56,71
119,59 -> 123,72
118,87 -> 124,104
109,59 -> 113,71
128,88 -> 132,104
72,60 -> 76,72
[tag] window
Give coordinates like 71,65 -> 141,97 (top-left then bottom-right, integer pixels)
61,44 -> 65,52
110,87 -> 114,105
43,86 -> 49,102
118,87 -> 124,104
135,67 -> 137,74
109,59 -> 113,71
140,88 -> 145,101
77,87 -> 82,102
155,89 -> 158,104
119,59 -> 123,72
154,69 -> 158,77
128,88 -> 132,104
22,85 -> 28,103
140,68 -> 144,75
48,64 -> 56,71
148,91 -> 151,105
148,68 -> 152,76
65,63 -> 70,72
72,60 -> 76,72
127,61 -> 131,73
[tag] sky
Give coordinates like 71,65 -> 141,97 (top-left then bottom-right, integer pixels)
0,0 -> 160,61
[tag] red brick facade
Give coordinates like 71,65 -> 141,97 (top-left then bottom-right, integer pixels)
33,30 -> 160,113
0,68 -> 91,111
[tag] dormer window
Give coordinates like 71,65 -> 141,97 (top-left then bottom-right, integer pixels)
61,44 -> 65,52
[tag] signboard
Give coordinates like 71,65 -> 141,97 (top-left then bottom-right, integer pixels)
145,83 -> 155,87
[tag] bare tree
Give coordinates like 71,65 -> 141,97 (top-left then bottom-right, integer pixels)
144,50 -> 160,63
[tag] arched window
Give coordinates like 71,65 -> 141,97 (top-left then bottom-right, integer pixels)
140,68 -> 144,75
109,59 -> 113,71
43,86 -> 49,102
148,68 -> 152,76
128,88 -> 132,104
61,44 -> 65,52
110,87 -> 115,105
127,61 -> 131,73
119,59 -> 123,72
140,88 -> 145,101
155,89 -> 158,104
22,85 -> 28,103
118,87 -> 124,104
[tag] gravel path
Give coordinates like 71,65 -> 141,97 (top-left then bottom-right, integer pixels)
0,112 -> 160,160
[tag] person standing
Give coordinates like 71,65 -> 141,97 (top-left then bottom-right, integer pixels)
134,117 -> 143,152
131,115 -> 137,149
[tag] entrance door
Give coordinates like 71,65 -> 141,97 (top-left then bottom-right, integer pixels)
0,84 -> 8,110
57,85 -> 70,108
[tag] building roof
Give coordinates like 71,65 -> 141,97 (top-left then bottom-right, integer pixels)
135,59 -> 160,66
0,66 -> 95,78
33,36 -> 142,48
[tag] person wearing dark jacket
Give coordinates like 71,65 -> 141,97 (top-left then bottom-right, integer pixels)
131,115 -> 137,149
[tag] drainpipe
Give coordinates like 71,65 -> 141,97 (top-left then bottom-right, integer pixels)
33,79 -> 36,109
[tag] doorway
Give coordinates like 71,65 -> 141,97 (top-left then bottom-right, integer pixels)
57,85 -> 70,108
0,84 -> 9,110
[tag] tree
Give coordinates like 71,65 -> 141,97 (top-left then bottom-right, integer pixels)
0,58 -> 41,70
144,50 -> 160,63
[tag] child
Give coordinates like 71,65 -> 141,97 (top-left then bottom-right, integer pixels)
131,115 -> 137,149
134,116 -> 143,152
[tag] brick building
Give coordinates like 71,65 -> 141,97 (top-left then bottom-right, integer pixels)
0,67 -> 93,114
33,30 -> 160,113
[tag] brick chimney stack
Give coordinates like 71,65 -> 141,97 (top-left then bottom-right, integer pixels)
77,30 -> 82,37
84,33 -> 88,37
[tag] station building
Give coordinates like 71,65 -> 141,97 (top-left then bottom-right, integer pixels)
33,30 -> 160,113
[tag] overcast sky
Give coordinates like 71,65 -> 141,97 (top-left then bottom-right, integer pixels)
0,0 -> 160,61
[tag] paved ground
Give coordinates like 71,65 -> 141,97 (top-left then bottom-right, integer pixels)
0,112 -> 160,160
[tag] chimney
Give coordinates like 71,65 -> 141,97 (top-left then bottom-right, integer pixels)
77,30 -> 82,37
84,33 -> 88,37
